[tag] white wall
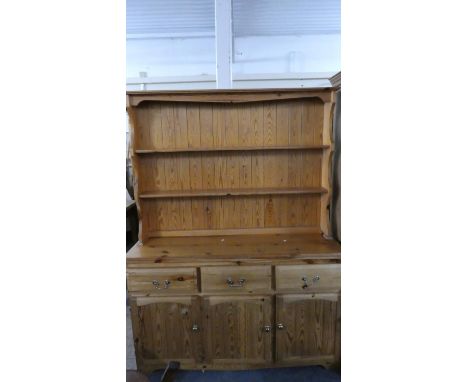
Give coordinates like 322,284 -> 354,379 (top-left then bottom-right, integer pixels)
126,36 -> 216,78
127,33 -> 340,89
233,34 -> 340,74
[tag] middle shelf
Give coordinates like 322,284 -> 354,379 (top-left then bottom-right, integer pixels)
135,144 -> 330,154
139,187 -> 328,199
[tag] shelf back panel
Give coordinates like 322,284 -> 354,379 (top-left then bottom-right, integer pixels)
141,194 -> 321,236
133,99 -> 324,151
138,150 -> 322,194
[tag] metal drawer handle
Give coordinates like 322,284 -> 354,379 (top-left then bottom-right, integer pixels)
152,280 -> 171,289
277,323 -> 285,330
302,275 -> 320,289
192,324 -> 200,332
226,277 -> 246,288
263,325 -> 272,333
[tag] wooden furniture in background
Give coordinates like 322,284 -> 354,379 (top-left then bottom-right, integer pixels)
126,88 -> 341,373
329,72 -> 341,241
127,190 -> 139,251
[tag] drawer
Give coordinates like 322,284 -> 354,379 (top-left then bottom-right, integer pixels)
275,264 -> 340,292
201,266 -> 272,293
127,267 -> 198,294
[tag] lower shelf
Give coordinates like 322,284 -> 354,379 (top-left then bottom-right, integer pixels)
139,187 -> 328,199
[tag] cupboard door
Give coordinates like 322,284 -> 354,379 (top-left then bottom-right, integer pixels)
276,294 -> 339,364
130,296 -> 203,368
203,295 -> 272,366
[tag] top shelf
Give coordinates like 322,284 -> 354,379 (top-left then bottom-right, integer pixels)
135,144 -> 330,154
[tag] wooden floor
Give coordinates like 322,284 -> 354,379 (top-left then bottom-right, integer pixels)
127,234 -> 340,265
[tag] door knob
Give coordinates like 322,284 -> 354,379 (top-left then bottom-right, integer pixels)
277,323 -> 285,330
263,325 -> 272,333
192,324 -> 200,332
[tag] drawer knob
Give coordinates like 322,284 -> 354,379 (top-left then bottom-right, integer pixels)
192,324 -> 200,332
152,280 -> 171,289
263,325 -> 272,333
302,275 -> 320,289
277,323 -> 285,330
226,277 -> 246,288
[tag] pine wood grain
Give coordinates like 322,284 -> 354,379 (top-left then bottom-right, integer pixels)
127,267 -> 198,293
129,93 -> 334,239
320,94 -> 335,237
186,103 -> 201,148
139,187 -> 327,199
136,145 -> 330,153
138,151 -> 322,192
201,266 -> 272,293
133,100 -> 325,152
131,296 -> 202,368
127,88 -> 333,106
127,233 -> 340,264
276,264 -> 341,292
276,294 -> 338,363
127,89 -> 340,373
140,194 -> 321,236
203,296 -> 273,365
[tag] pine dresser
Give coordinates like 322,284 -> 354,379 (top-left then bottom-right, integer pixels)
126,88 -> 341,373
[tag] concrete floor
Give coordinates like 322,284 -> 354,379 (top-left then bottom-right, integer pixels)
127,304 -> 137,370
148,367 -> 340,382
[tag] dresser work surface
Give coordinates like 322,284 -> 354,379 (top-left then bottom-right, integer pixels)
126,88 -> 341,373
127,233 -> 340,265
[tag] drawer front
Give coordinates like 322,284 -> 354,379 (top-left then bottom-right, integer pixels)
127,267 -> 197,294
201,266 -> 272,293
276,264 -> 340,292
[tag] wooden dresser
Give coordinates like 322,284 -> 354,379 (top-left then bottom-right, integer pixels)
126,88 -> 341,373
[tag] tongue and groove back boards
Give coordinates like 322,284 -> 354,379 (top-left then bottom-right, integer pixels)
132,100 -> 323,150
127,89 -> 335,242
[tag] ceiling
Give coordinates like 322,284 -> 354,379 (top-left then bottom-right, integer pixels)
127,0 -> 340,37
126,0 -> 215,36
233,0 -> 340,36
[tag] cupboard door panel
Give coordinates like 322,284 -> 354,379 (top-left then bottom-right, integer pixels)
203,296 -> 272,366
276,294 -> 338,364
130,296 -> 203,367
